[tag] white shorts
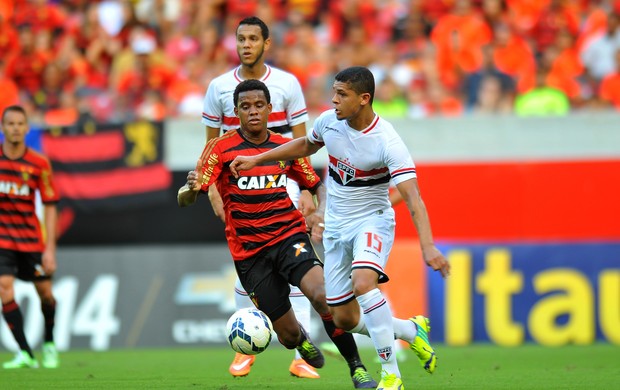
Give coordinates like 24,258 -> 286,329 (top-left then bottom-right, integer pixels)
323,209 -> 395,306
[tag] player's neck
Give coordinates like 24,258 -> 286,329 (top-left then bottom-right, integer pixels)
346,109 -> 377,131
239,63 -> 267,80
2,142 -> 26,159
239,128 -> 268,145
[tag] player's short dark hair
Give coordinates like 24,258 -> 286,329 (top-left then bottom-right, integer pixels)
335,66 -> 375,104
237,16 -> 270,40
2,105 -> 28,123
234,79 -> 271,107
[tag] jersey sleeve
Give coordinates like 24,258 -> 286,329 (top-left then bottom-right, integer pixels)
307,111 -> 327,146
285,77 -> 309,127
385,133 -> 417,186
201,81 -> 222,128
288,157 -> 321,192
198,141 -> 223,192
38,157 -> 59,203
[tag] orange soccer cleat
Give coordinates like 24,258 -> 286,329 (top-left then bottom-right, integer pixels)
289,358 -> 320,379
228,352 -> 256,377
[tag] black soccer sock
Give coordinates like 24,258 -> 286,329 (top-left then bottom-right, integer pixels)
2,300 -> 34,358
41,299 -> 56,343
320,312 -> 365,376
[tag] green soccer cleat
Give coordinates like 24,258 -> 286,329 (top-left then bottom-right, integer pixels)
409,315 -> 436,374
351,366 -> 377,388
42,342 -> 59,368
295,325 -> 324,369
3,350 -> 39,369
376,371 -> 404,390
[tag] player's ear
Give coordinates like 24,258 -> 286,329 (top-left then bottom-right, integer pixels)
267,103 -> 272,114
360,92 -> 372,106
234,107 -> 239,117
264,36 -> 271,51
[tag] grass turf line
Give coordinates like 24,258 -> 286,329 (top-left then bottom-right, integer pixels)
0,344 -> 618,389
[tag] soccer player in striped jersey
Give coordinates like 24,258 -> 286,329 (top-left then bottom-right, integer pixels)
0,105 -> 60,369
201,17 -> 372,384
180,79 -> 377,388
230,67 -> 451,390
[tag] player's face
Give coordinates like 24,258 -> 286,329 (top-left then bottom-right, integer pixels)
235,90 -> 272,137
1,110 -> 29,145
331,81 -> 366,121
236,25 -> 270,68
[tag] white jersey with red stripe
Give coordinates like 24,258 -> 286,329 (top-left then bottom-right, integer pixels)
201,65 -> 309,136
309,109 -> 417,232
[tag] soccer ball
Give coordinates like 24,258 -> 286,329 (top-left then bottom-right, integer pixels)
226,308 -> 273,355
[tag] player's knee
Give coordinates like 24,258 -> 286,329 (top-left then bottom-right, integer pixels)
351,279 -> 376,297
351,269 -> 379,296
306,289 -> 328,312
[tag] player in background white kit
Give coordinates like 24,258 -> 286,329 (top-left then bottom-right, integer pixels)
202,19 -> 377,388
230,66 -> 451,390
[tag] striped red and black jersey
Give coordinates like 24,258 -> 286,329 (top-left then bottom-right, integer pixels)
198,130 -> 321,261
0,146 -> 59,252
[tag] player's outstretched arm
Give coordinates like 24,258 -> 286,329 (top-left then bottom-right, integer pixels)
230,137 -> 321,177
396,178 -> 450,278
177,159 -> 203,207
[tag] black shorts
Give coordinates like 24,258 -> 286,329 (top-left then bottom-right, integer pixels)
234,233 -> 323,322
0,248 -> 51,281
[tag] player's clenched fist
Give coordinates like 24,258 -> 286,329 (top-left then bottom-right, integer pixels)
177,159 -> 203,207
186,159 -> 204,191
230,155 -> 259,178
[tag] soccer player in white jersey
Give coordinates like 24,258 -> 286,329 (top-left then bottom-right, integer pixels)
230,66 -> 451,390
201,18 -> 376,388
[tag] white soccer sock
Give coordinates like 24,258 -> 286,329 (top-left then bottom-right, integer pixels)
393,318 -> 417,345
356,288 -> 400,377
290,285 -> 311,360
234,278 -> 254,309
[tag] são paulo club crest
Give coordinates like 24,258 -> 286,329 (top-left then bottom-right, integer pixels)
377,346 -> 392,361
336,160 -> 355,185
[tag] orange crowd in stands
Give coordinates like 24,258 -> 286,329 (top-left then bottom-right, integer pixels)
1,0 -> 620,126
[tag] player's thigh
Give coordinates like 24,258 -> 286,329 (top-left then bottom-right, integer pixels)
275,233 -> 322,288
0,249 -> 18,278
323,235 -> 355,306
234,254 -> 291,323
13,251 -> 46,282
352,213 -> 395,283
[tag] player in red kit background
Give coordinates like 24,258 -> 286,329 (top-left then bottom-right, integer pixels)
0,105 -> 60,369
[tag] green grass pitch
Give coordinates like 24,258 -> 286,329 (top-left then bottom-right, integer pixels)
1,344 -> 618,389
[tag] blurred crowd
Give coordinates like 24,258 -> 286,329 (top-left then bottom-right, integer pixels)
2,0 -> 620,126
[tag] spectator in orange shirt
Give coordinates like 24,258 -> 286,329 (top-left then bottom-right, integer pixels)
599,48 -> 620,110
114,34 -> 176,120
491,23 -> 536,93
431,0 -> 492,89
4,24 -> 49,96
13,0 -> 66,34
0,62 -> 20,115
0,13 -> 19,59
506,0 -> 551,38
